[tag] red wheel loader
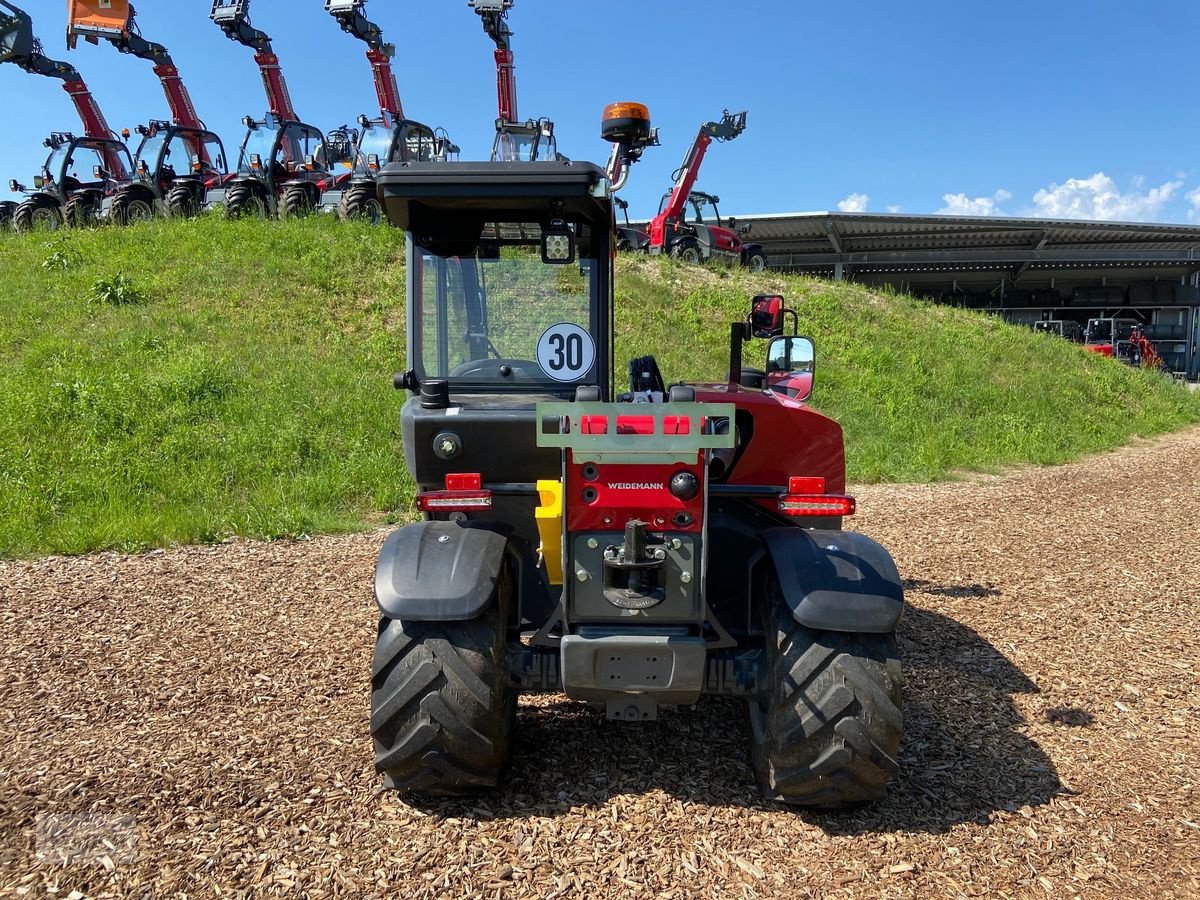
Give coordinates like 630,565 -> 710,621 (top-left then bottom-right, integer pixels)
206,0 -> 330,219
366,102 -> 905,808
320,0 -> 458,224
1,1 -> 130,230
65,1 -> 230,224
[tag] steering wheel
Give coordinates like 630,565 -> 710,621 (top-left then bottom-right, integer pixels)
448,358 -> 540,379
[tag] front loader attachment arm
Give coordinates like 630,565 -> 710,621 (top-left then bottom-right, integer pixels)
209,0 -> 297,122
469,0 -> 517,124
66,2 -> 204,131
325,0 -> 403,122
1,1 -> 79,80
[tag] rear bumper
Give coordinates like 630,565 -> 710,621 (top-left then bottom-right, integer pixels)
561,631 -> 706,715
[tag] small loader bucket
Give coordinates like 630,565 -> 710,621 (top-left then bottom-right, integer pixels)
0,2 -> 35,63
66,0 -> 130,48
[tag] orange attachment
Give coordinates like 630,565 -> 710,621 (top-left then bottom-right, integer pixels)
602,101 -> 650,123
66,0 -> 131,47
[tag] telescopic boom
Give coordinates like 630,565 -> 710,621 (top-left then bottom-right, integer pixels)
0,0 -> 126,174
66,1 -> 203,131
209,0 -> 297,121
325,0 -> 403,124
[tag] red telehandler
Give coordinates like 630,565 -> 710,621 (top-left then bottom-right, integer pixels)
469,0 -> 559,162
65,1 -> 229,224
646,110 -> 766,271
207,0 -> 330,218
321,0 -> 458,223
1,0 -> 131,230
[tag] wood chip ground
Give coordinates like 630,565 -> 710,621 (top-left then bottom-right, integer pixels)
2,428 -> 1199,898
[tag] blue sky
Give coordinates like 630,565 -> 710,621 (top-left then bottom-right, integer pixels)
4,0 -> 1200,223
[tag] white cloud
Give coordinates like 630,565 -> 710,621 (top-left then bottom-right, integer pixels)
1029,172 -> 1181,221
1187,187 -> 1200,223
937,189 -> 1012,216
885,204 -> 904,214
837,193 -> 869,213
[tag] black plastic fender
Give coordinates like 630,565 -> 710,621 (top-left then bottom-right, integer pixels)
760,528 -> 904,633
374,521 -> 508,621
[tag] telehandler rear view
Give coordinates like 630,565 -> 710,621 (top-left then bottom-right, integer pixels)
368,104 -> 905,808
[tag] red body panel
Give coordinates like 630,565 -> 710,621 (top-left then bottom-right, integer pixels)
565,457 -> 706,534
694,385 -> 847,496
1085,344 -> 1114,357
706,224 -> 743,255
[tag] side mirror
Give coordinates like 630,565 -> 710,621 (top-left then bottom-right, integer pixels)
249,153 -> 262,170
750,294 -> 785,338
93,165 -> 103,179
33,175 -> 45,189
765,335 -> 815,402
304,154 -> 315,170
9,179 -> 23,193
739,223 -> 752,236
542,219 -> 575,264
367,153 -> 380,171
137,160 -> 150,176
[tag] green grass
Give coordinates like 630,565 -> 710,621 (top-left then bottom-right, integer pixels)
1,217 -> 1198,557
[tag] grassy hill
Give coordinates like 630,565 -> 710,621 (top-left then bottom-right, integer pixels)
1,216 -> 1197,557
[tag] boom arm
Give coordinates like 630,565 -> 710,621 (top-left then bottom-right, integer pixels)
209,0 -> 297,121
0,1 -> 125,174
470,0 -> 517,124
66,2 -> 203,131
657,110 -> 746,229
325,0 -> 403,122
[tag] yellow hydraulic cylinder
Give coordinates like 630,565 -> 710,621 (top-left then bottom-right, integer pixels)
535,479 -> 564,585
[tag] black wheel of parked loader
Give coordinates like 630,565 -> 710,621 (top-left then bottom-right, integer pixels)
672,238 -> 703,265
746,250 -> 768,272
0,201 -> 14,231
750,586 -> 903,808
279,185 -> 314,219
166,185 -> 198,219
371,567 -> 516,796
64,196 -> 98,229
225,184 -> 267,220
166,185 -> 197,219
338,185 -> 383,224
13,199 -> 62,232
110,193 -> 155,226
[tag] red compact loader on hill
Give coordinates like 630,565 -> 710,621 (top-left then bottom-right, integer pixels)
646,110 -> 765,269
320,0 -> 458,223
367,103 -> 905,807
206,0 -> 330,218
1,0 -> 131,230
469,0 -> 560,162
65,1 -> 229,224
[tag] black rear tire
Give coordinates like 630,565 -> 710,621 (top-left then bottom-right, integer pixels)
13,199 -> 62,232
371,569 -> 516,795
750,591 -> 903,808
746,250 -> 768,272
225,184 -> 267,220
0,201 -> 14,230
110,192 -> 156,226
673,238 -> 703,265
166,184 -> 198,219
279,185 -> 314,219
338,185 -> 383,224
64,195 -> 97,229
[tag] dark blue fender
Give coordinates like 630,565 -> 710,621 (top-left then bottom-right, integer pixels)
760,528 -> 904,633
374,521 -> 508,621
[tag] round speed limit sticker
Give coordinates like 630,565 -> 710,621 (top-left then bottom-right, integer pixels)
536,323 -> 596,382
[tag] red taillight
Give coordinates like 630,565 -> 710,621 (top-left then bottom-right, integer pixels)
416,473 -> 492,512
778,476 -> 855,517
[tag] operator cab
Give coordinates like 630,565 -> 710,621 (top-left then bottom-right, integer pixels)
130,120 -> 227,191
236,114 -> 328,180
492,117 -> 559,163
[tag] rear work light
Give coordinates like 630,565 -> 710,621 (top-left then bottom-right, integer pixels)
416,473 -> 493,513
778,476 -> 856,517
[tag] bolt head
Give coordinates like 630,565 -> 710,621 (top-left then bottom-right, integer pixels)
587,538 -> 599,549
576,568 -> 589,582
680,571 -> 692,584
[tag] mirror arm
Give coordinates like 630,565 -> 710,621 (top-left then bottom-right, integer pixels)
727,322 -> 749,388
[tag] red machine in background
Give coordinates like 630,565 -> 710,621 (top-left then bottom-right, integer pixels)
469,0 -> 559,162
1083,317 -> 1139,358
206,0 -> 330,218
1,0 -> 130,230
65,1 -> 229,223
321,0 -> 457,223
646,110 -> 766,270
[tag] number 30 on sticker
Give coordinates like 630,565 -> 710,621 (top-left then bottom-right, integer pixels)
536,323 -> 596,382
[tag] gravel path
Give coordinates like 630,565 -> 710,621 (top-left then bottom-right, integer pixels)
2,428 -> 1199,899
